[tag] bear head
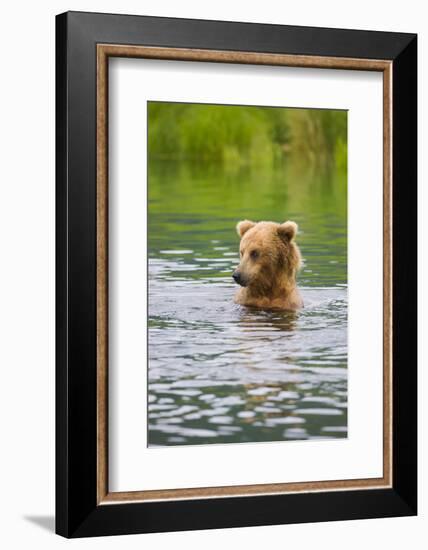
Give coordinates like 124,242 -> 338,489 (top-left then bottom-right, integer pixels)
232,220 -> 302,295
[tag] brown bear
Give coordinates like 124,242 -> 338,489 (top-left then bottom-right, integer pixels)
232,220 -> 303,310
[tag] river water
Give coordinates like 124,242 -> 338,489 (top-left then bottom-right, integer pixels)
148,160 -> 347,446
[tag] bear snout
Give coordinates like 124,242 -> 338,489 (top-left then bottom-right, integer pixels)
232,269 -> 247,287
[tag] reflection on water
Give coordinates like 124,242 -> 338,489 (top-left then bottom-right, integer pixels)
148,160 -> 347,446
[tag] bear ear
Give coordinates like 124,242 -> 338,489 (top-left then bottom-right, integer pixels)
278,220 -> 298,242
236,220 -> 256,238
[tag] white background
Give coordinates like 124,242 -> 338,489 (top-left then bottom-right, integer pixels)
110,59 -> 383,492
0,1 -> 425,548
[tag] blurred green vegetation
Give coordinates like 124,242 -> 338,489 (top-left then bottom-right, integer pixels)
148,102 -> 347,169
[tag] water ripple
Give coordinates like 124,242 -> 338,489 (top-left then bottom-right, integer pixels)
148,258 -> 347,446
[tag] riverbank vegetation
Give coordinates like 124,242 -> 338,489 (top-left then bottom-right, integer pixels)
148,101 -> 347,170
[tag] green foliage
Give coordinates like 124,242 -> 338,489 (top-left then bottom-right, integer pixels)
288,108 -> 347,169
148,101 -> 347,169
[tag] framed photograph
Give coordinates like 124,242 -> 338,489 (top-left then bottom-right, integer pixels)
56,11 -> 417,538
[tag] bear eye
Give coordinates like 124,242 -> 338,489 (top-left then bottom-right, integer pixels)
250,249 -> 259,260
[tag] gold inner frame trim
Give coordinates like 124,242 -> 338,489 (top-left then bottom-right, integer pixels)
96,44 -> 393,505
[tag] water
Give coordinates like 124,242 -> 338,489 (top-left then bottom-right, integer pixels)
148,160 -> 347,446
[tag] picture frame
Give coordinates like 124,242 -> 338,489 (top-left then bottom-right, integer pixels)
56,10 -> 417,538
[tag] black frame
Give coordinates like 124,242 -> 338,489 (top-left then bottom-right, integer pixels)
56,11 -> 417,538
